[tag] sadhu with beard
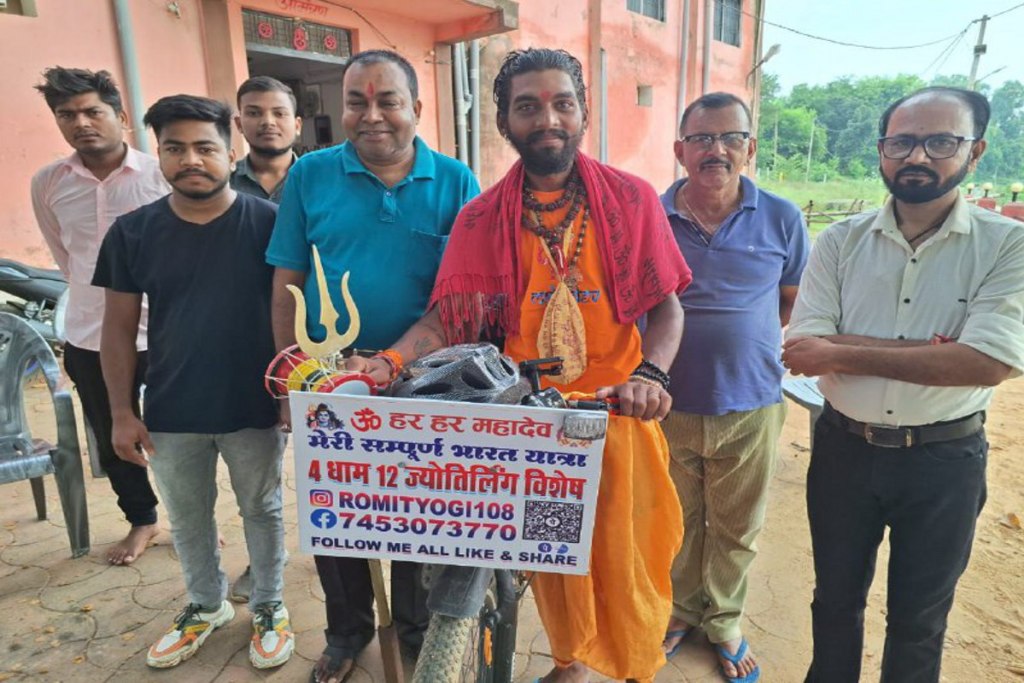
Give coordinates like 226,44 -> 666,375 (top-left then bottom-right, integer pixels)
349,48 -> 692,682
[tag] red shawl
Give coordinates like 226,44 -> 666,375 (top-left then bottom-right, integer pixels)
430,152 -> 692,343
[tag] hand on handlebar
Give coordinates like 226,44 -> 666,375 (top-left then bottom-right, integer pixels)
595,379 -> 672,421
344,355 -> 394,386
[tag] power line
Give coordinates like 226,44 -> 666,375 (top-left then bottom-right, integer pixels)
759,18 -> 963,50
317,1 -> 398,50
988,0 -> 1024,19
918,29 -> 970,78
755,2 -> 1024,52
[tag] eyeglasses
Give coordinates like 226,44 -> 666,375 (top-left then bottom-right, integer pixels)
878,134 -> 977,160
680,131 -> 751,150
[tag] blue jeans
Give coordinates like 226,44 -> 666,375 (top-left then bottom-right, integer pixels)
149,428 -> 286,609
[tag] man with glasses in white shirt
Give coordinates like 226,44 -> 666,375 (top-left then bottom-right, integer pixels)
784,86 -> 1024,683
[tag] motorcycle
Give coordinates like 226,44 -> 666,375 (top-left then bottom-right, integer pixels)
0,258 -> 68,351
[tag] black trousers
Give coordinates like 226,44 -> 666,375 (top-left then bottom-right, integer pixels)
314,555 -> 429,658
63,343 -> 158,527
804,415 -> 987,683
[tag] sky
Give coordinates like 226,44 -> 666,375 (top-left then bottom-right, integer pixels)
761,0 -> 1023,94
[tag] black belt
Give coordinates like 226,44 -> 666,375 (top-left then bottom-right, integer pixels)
821,403 -> 984,448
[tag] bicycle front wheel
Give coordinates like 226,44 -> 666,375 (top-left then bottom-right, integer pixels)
413,584 -> 500,683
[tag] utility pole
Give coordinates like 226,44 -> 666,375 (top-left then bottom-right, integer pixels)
805,116 -> 815,182
968,15 -> 989,90
773,112 -> 779,179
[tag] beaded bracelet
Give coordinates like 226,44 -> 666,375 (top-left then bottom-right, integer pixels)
631,359 -> 670,391
372,349 -> 404,383
629,374 -> 664,390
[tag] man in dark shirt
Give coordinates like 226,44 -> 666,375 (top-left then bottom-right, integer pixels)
230,76 -> 300,204
93,95 -> 292,671
228,75 -> 300,603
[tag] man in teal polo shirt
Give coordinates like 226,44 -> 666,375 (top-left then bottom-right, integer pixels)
266,49 -> 479,683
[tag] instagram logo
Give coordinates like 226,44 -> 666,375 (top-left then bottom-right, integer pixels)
309,489 -> 333,507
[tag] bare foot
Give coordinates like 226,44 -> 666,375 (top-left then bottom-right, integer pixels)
717,637 -> 758,680
662,616 -> 692,655
312,651 -> 354,683
538,661 -> 589,683
107,524 -> 159,565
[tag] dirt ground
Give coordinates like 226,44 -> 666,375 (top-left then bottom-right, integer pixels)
1,372 -> 1021,682
735,379 -> 1024,682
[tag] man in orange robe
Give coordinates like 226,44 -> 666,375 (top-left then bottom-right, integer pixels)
353,48 -> 691,682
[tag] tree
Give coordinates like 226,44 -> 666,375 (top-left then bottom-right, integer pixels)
977,81 -> 1024,184
757,73 -> 1024,185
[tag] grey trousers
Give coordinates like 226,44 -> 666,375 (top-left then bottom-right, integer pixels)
149,427 -> 286,609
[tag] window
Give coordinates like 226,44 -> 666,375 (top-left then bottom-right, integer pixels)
627,0 -> 665,22
637,85 -> 653,107
0,0 -> 39,17
714,0 -> 742,47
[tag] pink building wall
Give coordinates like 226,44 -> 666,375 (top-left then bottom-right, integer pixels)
476,0 -> 758,191
0,0 -> 454,266
0,2 -> 219,265
1,0 -> 757,267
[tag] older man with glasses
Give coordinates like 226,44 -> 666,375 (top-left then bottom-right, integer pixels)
659,92 -> 809,683
784,86 -> 1024,682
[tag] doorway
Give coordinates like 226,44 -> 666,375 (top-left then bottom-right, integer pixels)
246,51 -> 345,154
242,9 -> 351,155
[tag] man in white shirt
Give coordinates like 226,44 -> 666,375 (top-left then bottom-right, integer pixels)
784,87 -> 1024,683
31,67 -> 169,565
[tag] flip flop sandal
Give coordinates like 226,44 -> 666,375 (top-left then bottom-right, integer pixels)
716,638 -> 761,683
663,626 -> 692,658
310,644 -> 355,683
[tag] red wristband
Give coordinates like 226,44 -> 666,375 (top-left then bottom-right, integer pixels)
372,349 -> 404,382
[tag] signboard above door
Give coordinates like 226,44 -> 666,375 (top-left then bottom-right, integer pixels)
243,9 -> 352,63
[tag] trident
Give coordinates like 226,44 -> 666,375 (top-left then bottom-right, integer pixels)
288,245 -> 361,358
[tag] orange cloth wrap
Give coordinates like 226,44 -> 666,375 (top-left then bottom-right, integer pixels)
530,413 -> 683,682
505,190 -> 684,681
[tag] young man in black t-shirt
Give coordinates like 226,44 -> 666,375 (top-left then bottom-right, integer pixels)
93,95 -> 292,671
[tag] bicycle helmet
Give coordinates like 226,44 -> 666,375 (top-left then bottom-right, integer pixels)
388,343 -> 529,404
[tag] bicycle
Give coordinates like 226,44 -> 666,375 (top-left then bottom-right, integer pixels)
379,344 -> 612,683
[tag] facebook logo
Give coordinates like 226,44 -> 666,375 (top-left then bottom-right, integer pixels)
310,509 -> 337,529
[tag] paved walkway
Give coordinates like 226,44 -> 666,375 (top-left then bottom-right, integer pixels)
0,374 -> 762,682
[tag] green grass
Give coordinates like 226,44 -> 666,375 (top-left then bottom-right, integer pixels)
758,177 -> 888,235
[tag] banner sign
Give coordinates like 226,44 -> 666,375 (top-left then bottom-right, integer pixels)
292,392 -> 608,575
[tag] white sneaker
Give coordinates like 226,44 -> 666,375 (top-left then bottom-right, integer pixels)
147,601 -> 235,668
250,601 -> 294,669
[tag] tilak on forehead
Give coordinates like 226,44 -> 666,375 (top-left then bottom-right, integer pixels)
539,90 -> 552,100
366,82 -> 375,97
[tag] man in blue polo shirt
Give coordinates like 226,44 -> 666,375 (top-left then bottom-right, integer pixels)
658,92 -> 808,683
266,49 -> 479,683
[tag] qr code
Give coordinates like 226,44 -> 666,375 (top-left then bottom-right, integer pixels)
522,500 -> 584,544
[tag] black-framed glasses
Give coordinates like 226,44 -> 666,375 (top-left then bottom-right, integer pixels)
878,134 -> 977,160
680,131 -> 751,150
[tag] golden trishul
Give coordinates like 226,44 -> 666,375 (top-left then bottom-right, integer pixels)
288,244 -> 361,358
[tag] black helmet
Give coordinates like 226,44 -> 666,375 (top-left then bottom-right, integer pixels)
388,343 -> 529,404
